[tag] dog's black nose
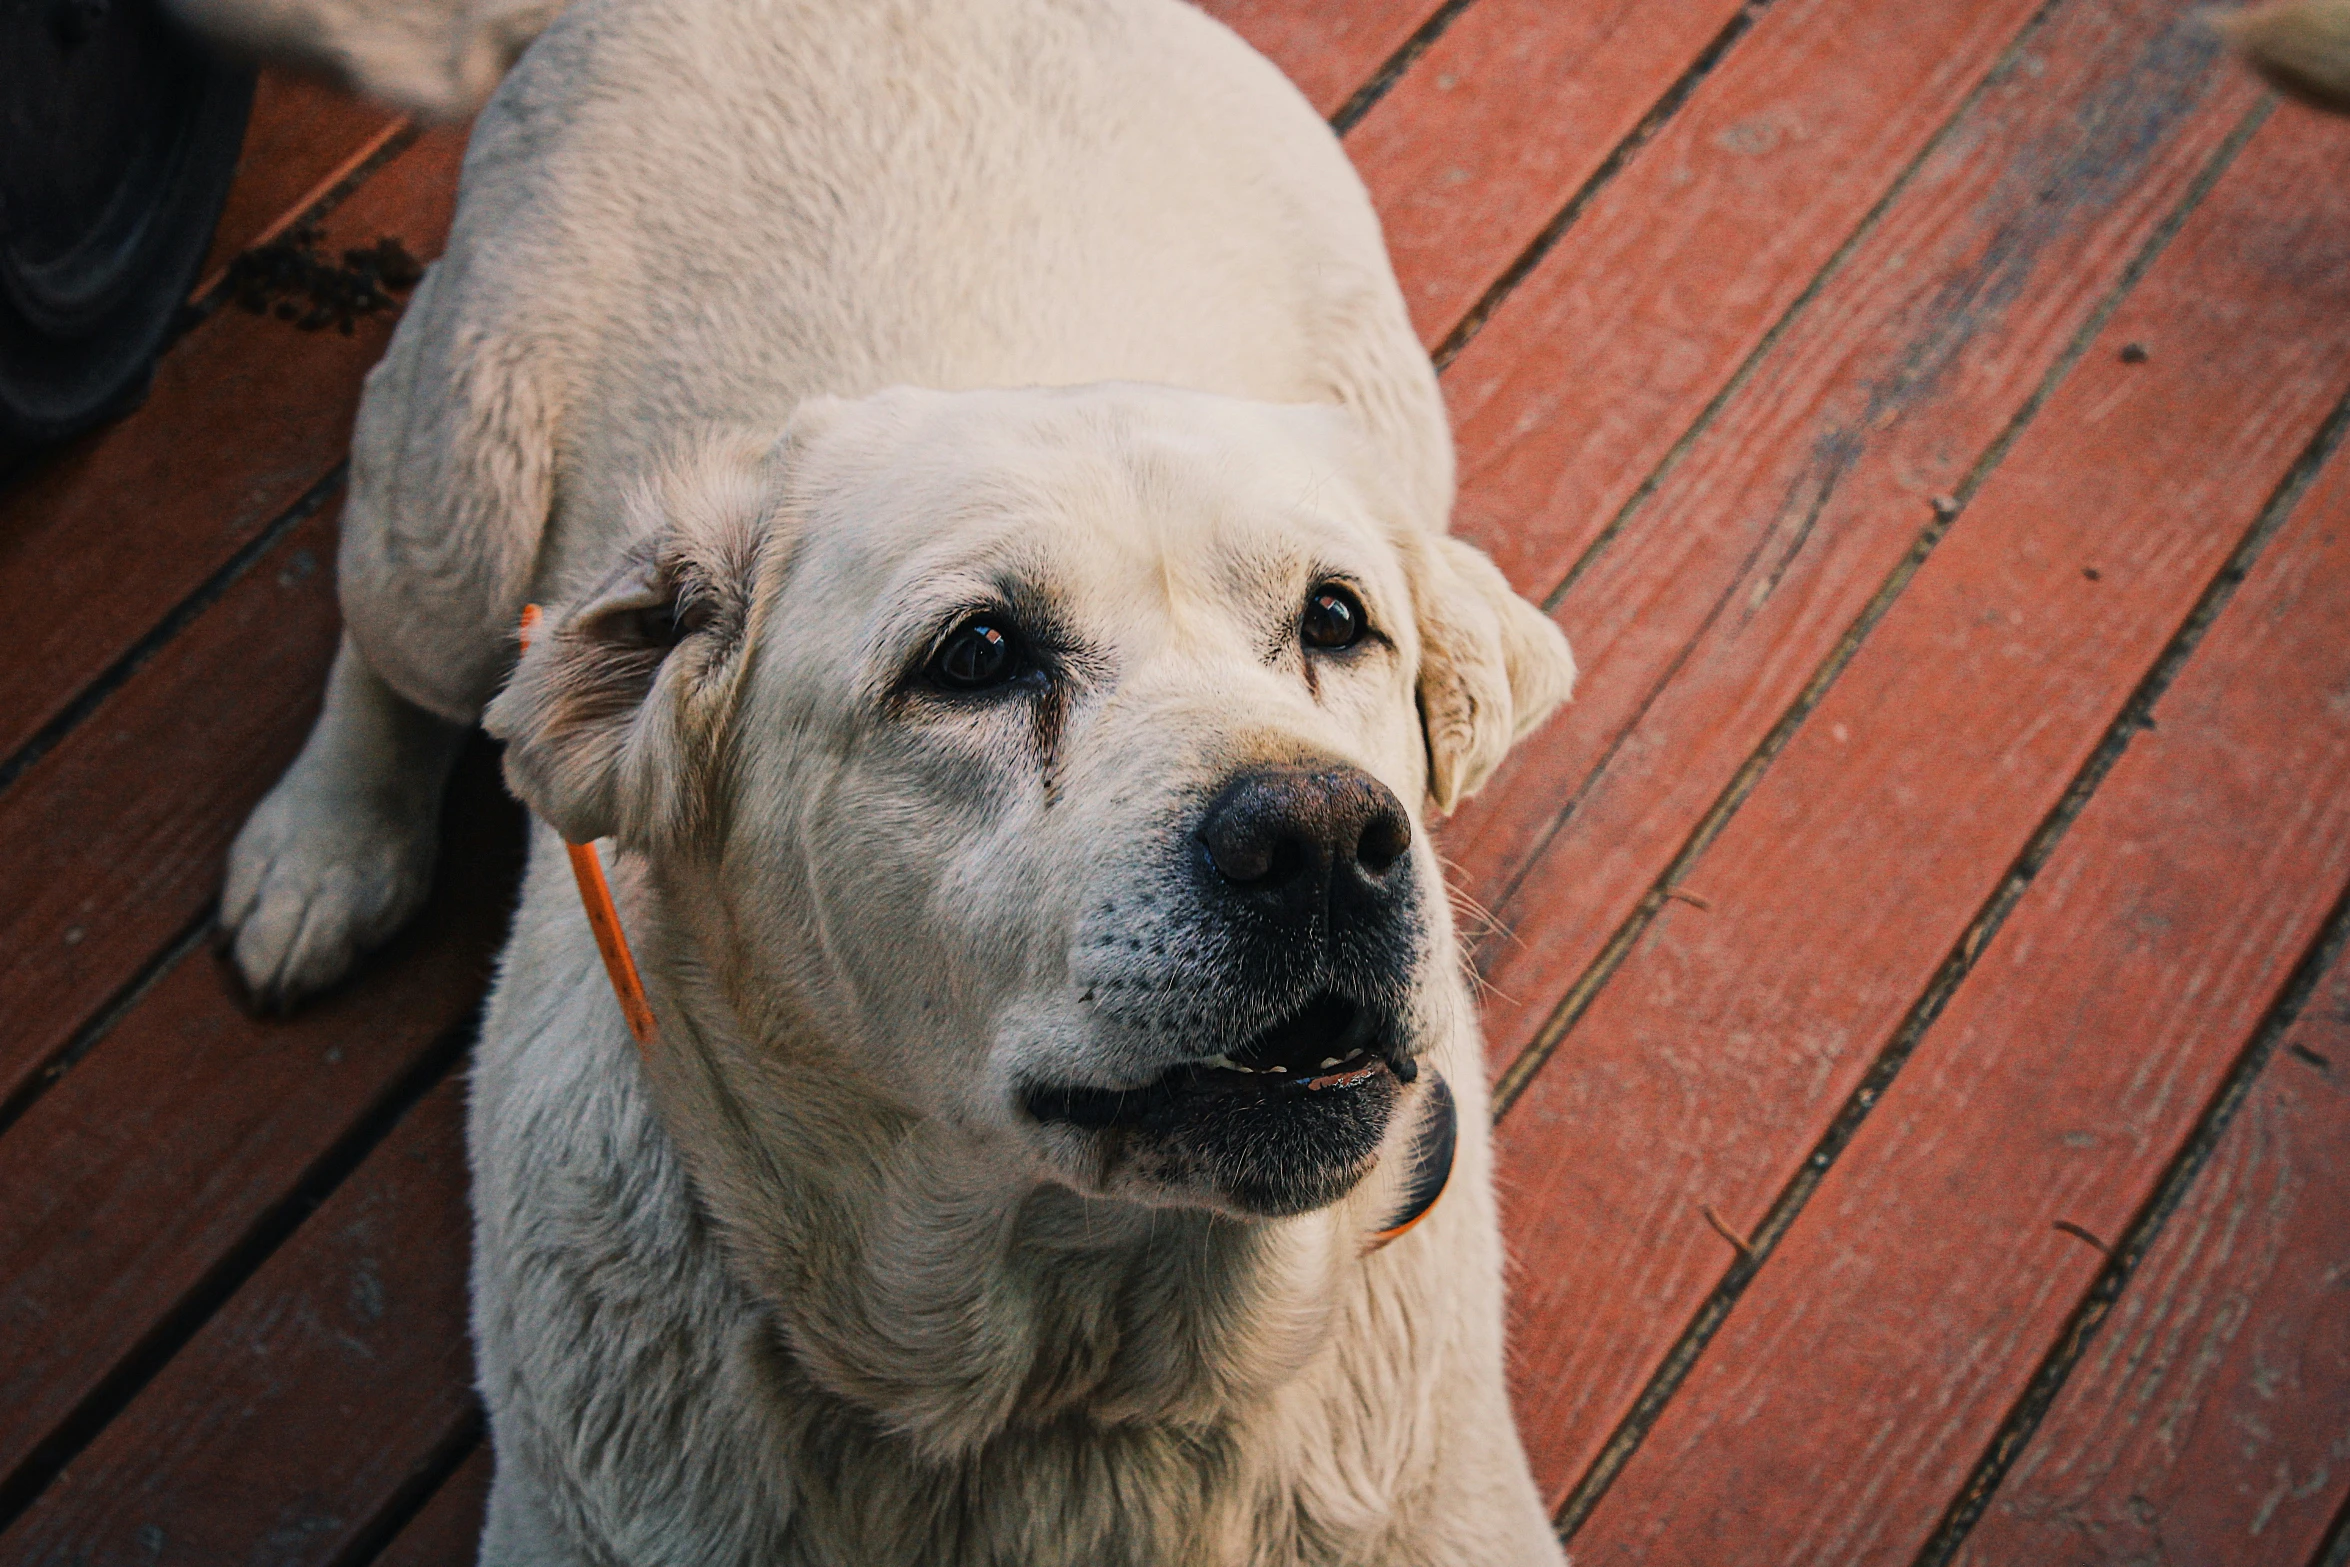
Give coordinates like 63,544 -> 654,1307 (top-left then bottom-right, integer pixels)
1199,763 -> 1412,919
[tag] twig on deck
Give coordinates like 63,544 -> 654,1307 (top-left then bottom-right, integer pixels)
1701,1203 -> 1758,1264
2052,1219 -> 2112,1257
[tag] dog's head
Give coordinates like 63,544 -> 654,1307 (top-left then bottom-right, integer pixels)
489,385 -> 1571,1219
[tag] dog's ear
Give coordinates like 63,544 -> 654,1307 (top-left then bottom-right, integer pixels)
1405,531 -> 1576,814
486,437 -> 785,854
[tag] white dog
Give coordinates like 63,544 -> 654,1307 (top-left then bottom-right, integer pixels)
201,0 -> 1578,1558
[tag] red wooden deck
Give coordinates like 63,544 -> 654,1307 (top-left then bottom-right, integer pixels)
4,5 -> 2348,1562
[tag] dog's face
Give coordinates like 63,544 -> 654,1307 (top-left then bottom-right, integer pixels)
492,385 -> 1572,1218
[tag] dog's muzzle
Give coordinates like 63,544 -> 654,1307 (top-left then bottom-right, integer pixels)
1026,762 -> 1431,1216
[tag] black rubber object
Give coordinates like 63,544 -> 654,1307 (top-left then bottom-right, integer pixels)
2,0 -> 254,448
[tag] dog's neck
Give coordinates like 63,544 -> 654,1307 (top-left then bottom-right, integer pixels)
627,879 -> 1413,1464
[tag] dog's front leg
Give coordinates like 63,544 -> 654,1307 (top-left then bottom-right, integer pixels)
221,632 -> 466,1007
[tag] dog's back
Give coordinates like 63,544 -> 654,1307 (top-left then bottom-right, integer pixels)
313,0 -> 1450,729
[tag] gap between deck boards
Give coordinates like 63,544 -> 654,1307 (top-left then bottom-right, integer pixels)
1558,372 -> 2350,1553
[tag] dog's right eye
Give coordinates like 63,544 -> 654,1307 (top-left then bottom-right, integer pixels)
929,614 -> 1026,691
1301,583 -> 1367,651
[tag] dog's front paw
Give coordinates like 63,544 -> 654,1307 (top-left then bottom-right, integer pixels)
221,769 -> 442,1010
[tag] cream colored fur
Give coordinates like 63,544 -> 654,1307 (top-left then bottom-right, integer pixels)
207,0 -> 1577,1558
2217,0 -> 2350,115
168,0 -> 562,118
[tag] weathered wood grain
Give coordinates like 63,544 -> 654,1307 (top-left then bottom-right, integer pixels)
1491,87 -> 2350,1515
195,72 -> 408,287
375,1445 -> 492,1567
0,495 -> 345,1112
1436,0 -> 2050,603
0,1075 -> 476,1567
1343,0 -> 1747,347
0,748 -> 516,1497
1553,147 -> 2350,1563
1452,0 -> 2262,1064
0,127 -> 464,768
1194,0 -> 1443,119
1951,959 -> 2350,1566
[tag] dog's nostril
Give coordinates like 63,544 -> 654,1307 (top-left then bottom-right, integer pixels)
1203,815 -> 1304,885
1209,836 -> 1273,883
1355,807 -> 1410,876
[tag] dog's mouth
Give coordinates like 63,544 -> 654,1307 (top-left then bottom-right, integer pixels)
1024,990 -> 1413,1130
1021,990 -> 1411,1216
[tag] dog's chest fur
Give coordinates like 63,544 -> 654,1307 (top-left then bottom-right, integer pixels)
468,868 -> 1488,1566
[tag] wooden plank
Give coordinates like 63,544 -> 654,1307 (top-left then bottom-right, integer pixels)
0,749 -> 517,1495
1491,92 -> 2350,1511
1564,386 -> 2350,1565
1194,0 -> 1443,119
196,71 -> 408,286
1448,0 -> 2263,1067
1341,0 -> 1748,348
375,1446 -> 491,1567
1436,0 -> 2051,604
1950,960 -> 2350,1567
0,493 -> 343,1109
0,125 -> 465,767
0,1077 -> 477,1567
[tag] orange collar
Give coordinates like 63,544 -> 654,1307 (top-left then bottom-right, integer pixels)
519,606 -> 659,1054
1367,1073 -> 1455,1251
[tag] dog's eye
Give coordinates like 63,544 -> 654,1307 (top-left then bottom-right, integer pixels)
1301,584 -> 1366,651
930,614 -> 1025,691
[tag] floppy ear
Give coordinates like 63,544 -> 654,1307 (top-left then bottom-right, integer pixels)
485,438 -> 785,854
1408,532 -> 1577,814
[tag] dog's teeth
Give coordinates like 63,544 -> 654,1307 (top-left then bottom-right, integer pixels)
1343,1046 -> 1364,1060
1205,1055 -> 1239,1071
1320,1057 -> 1341,1068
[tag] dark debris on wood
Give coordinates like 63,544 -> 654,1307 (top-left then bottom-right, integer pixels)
224,225 -> 425,336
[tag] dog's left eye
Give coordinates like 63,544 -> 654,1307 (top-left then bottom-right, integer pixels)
1301,584 -> 1367,651
929,614 -> 1027,691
